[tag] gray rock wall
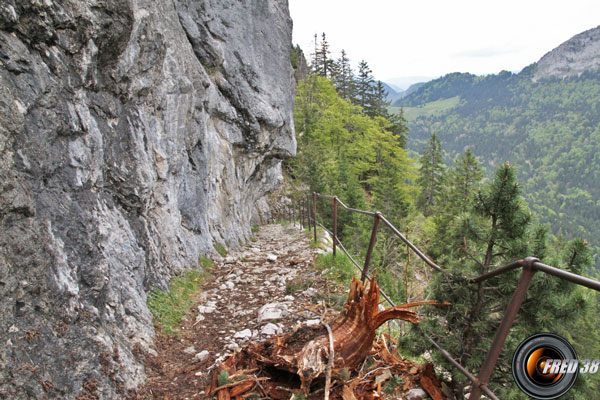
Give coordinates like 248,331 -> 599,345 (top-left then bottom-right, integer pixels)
0,0 -> 295,398
534,25 -> 600,81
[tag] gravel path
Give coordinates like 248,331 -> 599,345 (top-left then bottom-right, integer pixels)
136,224 -> 342,399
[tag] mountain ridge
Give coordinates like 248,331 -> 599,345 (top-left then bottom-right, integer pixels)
534,25 -> 600,81
391,26 -> 600,272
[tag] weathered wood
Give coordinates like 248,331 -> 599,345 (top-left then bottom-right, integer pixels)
211,277 -> 445,397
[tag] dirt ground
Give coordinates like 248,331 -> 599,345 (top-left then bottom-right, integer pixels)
133,224 -> 444,400
134,224 -> 348,399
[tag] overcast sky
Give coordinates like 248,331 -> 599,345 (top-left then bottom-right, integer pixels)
289,0 -> 600,87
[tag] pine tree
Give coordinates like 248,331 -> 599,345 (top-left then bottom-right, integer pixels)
311,33 -> 334,78
416,133 -> 445,216
355,60 -> 374,110
442,150 -> 482,216
333,49 -> 355,101
383,109 -> 408,148
368,81 -> 389,117
449,149 -> 482,213
419,162 -> 592,399
310,33 -> 319,72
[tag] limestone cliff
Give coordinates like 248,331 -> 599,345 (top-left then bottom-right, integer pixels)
534,25 -> 600,81
0,0 -> 295,398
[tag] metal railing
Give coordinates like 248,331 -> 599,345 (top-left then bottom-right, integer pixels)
278,191 -> 600,400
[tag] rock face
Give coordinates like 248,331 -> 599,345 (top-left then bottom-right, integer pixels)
534,25 -> 600,81
0,0 -> 295,398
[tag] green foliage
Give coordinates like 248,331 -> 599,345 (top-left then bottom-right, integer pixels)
291,392 -> 307,400
289,45 -> 300,69
392,96 -> 460,121
446,149 -> 483,213
197,254 -> 214,270
416,162 -> 594,398
396,71 -> 600,272
214,243 -> 228,257
147,269 -> 207,336
217,370 -> 230,387
288,74 -> 414,213
285,277 -> 311,294
251,224 -> 260,233
315,251 -> 358,283
416,133 -> 446,216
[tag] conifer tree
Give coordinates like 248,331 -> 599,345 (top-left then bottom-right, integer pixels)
369,81 -> 389,117
333,49 -> 355,101
419,162 -> 592,399
311,33 -> 334,78
355,60 -> 374,110
416,133 -> 445,216
310,33 -> 319,72
448,149 -> 482,213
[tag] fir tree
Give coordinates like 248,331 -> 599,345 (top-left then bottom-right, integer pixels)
416,133 -> 445,216
333,49 -> 355,101
311,33 -> 334,78
448,149 -> 482,213
369,81 -> 389,117
355,60 -> 374,110
383,109 -> 408,148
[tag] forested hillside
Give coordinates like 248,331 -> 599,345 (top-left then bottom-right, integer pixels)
395,68 -> 600,274
289,32 -> 600,399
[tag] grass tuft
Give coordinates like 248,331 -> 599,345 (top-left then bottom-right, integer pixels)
214,243 -> 228,257
147,269 -> 208,336
315,252 -> 358,284
285,277 -> 311,294
198,254 -> 214,271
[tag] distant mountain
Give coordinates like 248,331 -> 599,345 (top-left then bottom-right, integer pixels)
385,76 -> 436,90
390,82 -> 428,106
387,83 -> 404,92
534,25 -> 600,81
392,27 -> 600,273
403,82 -> 426,98
379,81 -> 404,103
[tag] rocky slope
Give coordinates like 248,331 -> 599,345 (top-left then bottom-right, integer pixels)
0,0 -> 295,398
534,25 -> 600,81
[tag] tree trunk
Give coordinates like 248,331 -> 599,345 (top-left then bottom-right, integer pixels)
210,277 -> 442,398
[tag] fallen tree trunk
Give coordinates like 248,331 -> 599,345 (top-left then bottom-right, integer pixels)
209,277 -> 445,399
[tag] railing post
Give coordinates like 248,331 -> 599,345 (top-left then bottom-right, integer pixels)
302,198 -> 306,229
332,197 -> 338,257
305,195 -> 312,232
470,257 -> 538,400
300,198 -> 304,229
361,212 -> 381,283
312,192 -> 317,242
